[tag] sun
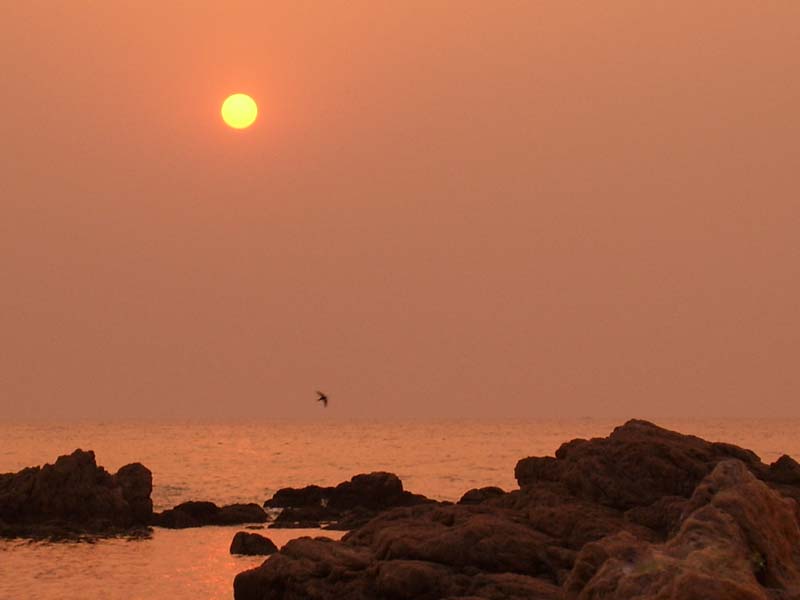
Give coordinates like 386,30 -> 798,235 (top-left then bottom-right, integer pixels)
221,93 -> 258,129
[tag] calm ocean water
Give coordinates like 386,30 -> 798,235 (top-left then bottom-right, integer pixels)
2,418 -> 799,599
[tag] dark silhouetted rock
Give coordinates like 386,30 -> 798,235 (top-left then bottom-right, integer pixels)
458,487 -> 505,505
329,472 -> 405,510
268,505 -> 331,529
153,501 -> 220,528
0,449 -> 153,536
514,419 -> 766,510
266,471 -> 434,530
234,537 -> 375,600
347,504 -> 574,580
113,463 -> 153,524
234,421 -> 800,600
230,531 -> 278,555
264,485 -> 326,509
153,501 -> 266,528
220,503 -> 269,525
769,454 -> 800,485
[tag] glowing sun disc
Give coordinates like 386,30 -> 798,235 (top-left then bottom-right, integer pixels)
221,93 -> 258,129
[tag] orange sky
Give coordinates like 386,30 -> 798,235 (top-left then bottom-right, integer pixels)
2,2 -> 799,419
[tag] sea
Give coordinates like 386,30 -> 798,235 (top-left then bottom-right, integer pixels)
1,418 -> 799,600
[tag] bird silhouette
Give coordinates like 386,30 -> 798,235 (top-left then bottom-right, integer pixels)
316,391 -> 328,408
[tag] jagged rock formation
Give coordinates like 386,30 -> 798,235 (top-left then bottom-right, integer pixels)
265,471 -> 435,530
563,460 -> 800,598
234,420 -> 800,600
0,449 -> 152,536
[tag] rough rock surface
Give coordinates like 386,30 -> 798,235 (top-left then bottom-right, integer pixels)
0,449 -> 153,537
563,460 -> 800,598
114,462 -> 153,523
153,501 -> 266,528
458,487 -> 505,505
514,419 -> 766,509
230,531 -> 279,555
234,420 -> 800,600
265,472 -> 434,529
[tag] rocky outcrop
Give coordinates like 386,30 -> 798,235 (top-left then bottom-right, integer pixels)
230,531 -> 279,555
0,449 -> 152,537
514,419 -> 766,510
458,486 -> 505,505
265,472 -> 435,529
234,420 -> 800,600
234,504 -> 571,599
114,462 -> 153,524
153,501 -> 266,528
563,460 -> 800,598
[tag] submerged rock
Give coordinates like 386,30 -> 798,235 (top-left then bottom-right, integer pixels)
230,531 -> 278,555
0,449 -> 153,537
234,420 -> 800,600
153,501 -> 266,528
265,471 -> 434,529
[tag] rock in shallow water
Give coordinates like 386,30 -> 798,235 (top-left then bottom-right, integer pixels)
265,471 -> 435,529
0,449 -> 152,536
234,420 -> 800,600
230,531 -> 278,555
153,501 -> 266,528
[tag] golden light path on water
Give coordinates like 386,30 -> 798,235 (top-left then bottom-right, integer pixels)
0,527 -> 343,600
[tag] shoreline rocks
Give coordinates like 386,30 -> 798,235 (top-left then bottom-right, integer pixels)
265,471 -> 436,530
0,449 -> 152,537
234,420 -> 800,600
230,531 -> 278,556
153,501 -> 267,529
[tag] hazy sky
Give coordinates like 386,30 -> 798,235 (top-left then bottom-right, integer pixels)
2,2 -> 798,420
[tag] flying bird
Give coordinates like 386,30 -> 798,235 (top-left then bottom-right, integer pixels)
316,391 -> 328,408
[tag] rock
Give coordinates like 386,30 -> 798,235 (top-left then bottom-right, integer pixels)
375,559 -> 457,599
234,537 -> 374,600
235,505 -> 573,599
329,472 -> 406,510
514,419 -> 766,510
0,449 -> 153,536
266,472 -> 434,530
459,573 -> 562,600
346,504 -> 574,582
622,495 -> 687,538
220,503 -> 269,525
230,531 -> 278,555
769,454 -> 800,485
153,501 -> 266,528
113,463 -> 153,524
265,485 -> 327,509
235,421 -> 800,600
268,505 -> 331,529
458,487 -> 505,505
564,460 -> 800,598
325,507 -> 380,531
153,501 -> 220,528
495,483 -> 658,549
